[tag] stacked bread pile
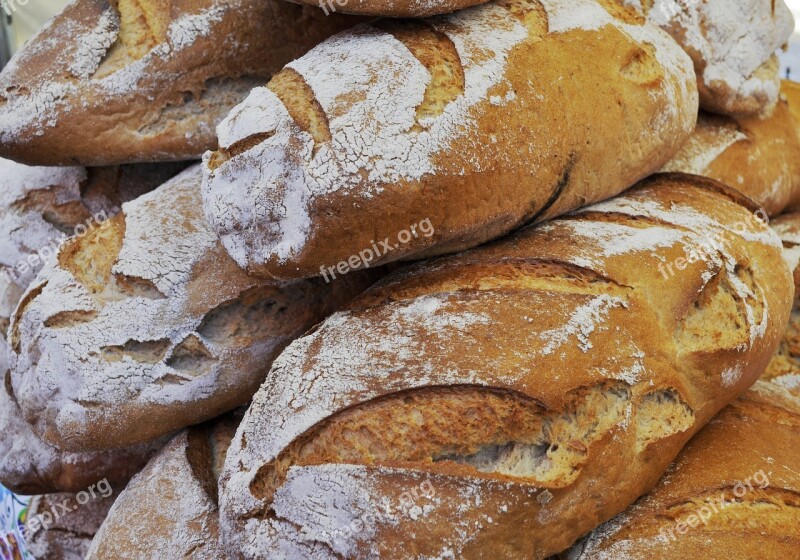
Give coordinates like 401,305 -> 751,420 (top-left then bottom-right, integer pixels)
0,0 -> 798,558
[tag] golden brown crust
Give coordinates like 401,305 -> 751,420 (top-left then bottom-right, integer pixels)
661,81 -> 800,216
219,174 -> 791,559
566,382 -> 800,559
0,0 -> 361,166
202,0 -> 698,280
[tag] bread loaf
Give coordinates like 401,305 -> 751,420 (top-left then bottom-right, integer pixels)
85,412 -> 241,559
218,174 -> 790,559
202,0 -> 697,280
8,165 -> 379,452
0,0 -> 360,166
292,0 -> 489,17
563,381 -> 800,559
625,0 -> 794,116
660,82 -> 800,216
762,211 -> 800,398
24,488 -> 118,560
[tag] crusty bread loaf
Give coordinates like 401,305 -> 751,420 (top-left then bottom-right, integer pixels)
625,0 -> 794,116
202,0 -> 697,280
8,165 -> 379,453
762,211 -> 800,398
0,0 -> 360,166
24,489 -> 118,560
563,381 -> 800,559
218,174 -> 791,559
660,82 -> 800,216
783,80 -> 800,124
0,157 -> 185,288
85,412 -> 241,559
291,0 -> 489,17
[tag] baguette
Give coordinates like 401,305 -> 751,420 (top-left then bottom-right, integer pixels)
218,174 -> 790,559
85,412 -> 241,559
202,0 -> 697,280
8,165 -> 379,452
660,82 -> 800,216
24,489 -> 118,560
0,0 -> 360,166
563,381 -> 800,559
625,0 -> 795,116
762,211 -> 800,398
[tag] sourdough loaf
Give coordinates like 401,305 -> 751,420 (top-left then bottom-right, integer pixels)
85,412 -> 241,559
218,174 -> 790,559
8,165 -> 379,452
24,488 -> 118,560
564,381 -> 800,559
0,157 -> 185,288
661,82 -> 800,216
202,0 -> 697,280
762,212 -> 800,398
0,0 -> 360,166
625,0 -> 794,116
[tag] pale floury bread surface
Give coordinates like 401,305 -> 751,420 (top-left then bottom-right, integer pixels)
661,82 -> 800,216
0,158 -> 182,494
626,0 -> 794,116
564,381 -> 800,559
24,489 -> 118,560
85,412 -> 241,559
8,165 -> 379,453
0,0 -> 360,166
218,174 -> 791,559
202,0 -> 698,280
763,211 -> 800,398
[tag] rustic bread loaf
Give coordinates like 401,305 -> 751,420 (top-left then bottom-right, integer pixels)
85,412 -> 241,559
0,157 -> 185,288
218,174 -> 790,560
24,488 -> 118,560
762,212 -> 800,398
0,0 -> 360,166
202,0 -> 698,280
660,83 -> 800,216
292,0 -> 489,17
563,381 -> 800,559
8,165 -> 379,453
625,0 -> 794,116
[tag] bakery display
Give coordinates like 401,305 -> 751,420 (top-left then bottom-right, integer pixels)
85,412 -> 241,559
8,165 -> 379,452
0,0 -> 360,166
202,0 -> 698,280
564,381 -> 800,558
625,0 -> 794,116
1,0 -> 798,556
218,174 -> 791,559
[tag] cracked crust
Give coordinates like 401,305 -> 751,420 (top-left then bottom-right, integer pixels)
8,165 -> 380,452
628,0 -> 795,117
218,174 -> 791,559
661,81 -> 800,217
0,0 -> 361,166
565,381 -> 800,559
290,0 -> 492,17
85,412 -> 241,559
201,0 -> 698,280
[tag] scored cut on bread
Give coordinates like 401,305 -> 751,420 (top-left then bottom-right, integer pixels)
7,165 -> 380,453
218,173 -> 791,560
85,412 -> 241,560
0,0 -> 361,166
564,381 -> 800,558
202,0 -> 698,280
661,81 -> 800,216
623,0 -> 795,116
